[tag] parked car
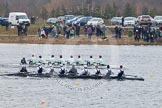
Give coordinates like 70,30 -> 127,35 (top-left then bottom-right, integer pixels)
137,15 -> 152,25
73,16 -> 92,26
87,17 -> 104,26
46,18 -> 57,24
66,15 -> 83,25
57,16 -> 65,23
64,15 -> 75,24
154,16 -> 162,26
124,17 -> 137,26
111,17 -> 122,25
0,17 -> 9,26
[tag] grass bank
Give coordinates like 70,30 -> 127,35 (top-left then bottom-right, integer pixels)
0,35 -> 161,45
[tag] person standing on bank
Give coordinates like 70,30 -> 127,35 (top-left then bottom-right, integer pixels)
122,16 -> 124,27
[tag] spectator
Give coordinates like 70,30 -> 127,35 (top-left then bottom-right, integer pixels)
17,24 -> 23,36
63,25 -> 67,37
118,26 -> 122,38
31,16 -> 36,24
122,16 -> 124,27
40,28 -> 46,38
51,25 -> 57,38
87,26 -> 93,40
70,27 -> 75,39
76,23 -> 80,37
114,26 -> 119,38
84,24 -> 88,36
96,24 -> 101,37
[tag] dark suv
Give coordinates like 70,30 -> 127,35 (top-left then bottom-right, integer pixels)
0,17 -> 9,26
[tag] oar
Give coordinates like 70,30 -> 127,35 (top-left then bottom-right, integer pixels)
124,75 -> 138,77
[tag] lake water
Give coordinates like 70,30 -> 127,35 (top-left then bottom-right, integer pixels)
0,44 -> 162,108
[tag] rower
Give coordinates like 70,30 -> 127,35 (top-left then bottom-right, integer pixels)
20,65 -> 28,73
118,65 -> 125,79
105,65 -> 112,79
49,64 -> 54,75
67,55 -> 75,65
48,55 -> 56,65
29,54 -> 37,65
76,55 -> 84,65
95,65 -> 101,76
81,65 -> 89,76
97,55 -> 104,66
37,63 -> 44,74
58,55 -> 65,65
21,57 -> 27,65
87,56 -> 95,66
38,55 -> 45,64
68,64 -> 78,76
59,64 -> 66,75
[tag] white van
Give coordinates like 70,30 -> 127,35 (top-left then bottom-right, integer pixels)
9,12 -> 30,26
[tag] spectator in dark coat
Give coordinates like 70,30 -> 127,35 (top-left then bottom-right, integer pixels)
76,23 -> 80,37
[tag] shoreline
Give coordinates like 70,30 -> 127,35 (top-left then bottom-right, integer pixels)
0,35 -> 162,45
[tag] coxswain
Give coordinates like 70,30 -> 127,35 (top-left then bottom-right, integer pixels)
87,56 -> 94,66
105,65 -> 112,79
68,64 -> 78,76
67,55 -> 75,65
48,55 -> 56,65
38,55 -> 45,64
37,63 -> 43,74
118,65 -> 125,79
95,65 -> 101,76
81,65 -> 89,76
59,55 -> 65,65
21,57 -> 27,64
59,64 -> 66,75
29,54 -> 36,65
20,65 -> 28,73
98,55 -> 104,66
76,55 -> 84,65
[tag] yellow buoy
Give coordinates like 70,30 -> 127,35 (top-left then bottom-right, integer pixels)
75,82 -> 79,86
41,100 -> 46,105
150,74 -> 155,78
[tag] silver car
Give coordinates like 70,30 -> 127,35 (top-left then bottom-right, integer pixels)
111,17 -> 122,25
154,16 -> 162,26
124,17 -> 137,26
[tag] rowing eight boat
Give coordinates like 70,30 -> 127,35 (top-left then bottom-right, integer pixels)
2,72 -> 144,81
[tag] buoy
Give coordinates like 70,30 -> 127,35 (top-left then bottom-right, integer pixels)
150,74 -> 155,78
41,100 -> 46,105
75,82 -> 79,86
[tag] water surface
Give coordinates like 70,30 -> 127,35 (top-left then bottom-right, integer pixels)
0,44 -> 162,108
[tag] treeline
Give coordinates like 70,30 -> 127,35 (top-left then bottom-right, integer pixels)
0,0 -> 162,19
42,2 -> 162,19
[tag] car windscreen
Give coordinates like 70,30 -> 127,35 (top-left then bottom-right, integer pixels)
142,16 -> 150,18
91,18 -> 100,21
17,15 -> 28,19
125,18 -> 135,21
155,17 -> 162,20
112,17 -> 122,20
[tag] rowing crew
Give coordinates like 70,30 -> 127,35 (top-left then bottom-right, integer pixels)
19,64 -> 125,79
20,55 -> 105,66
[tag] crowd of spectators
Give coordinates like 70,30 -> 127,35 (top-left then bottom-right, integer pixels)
133,25 -> 162,42
38,23 -> 107,40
